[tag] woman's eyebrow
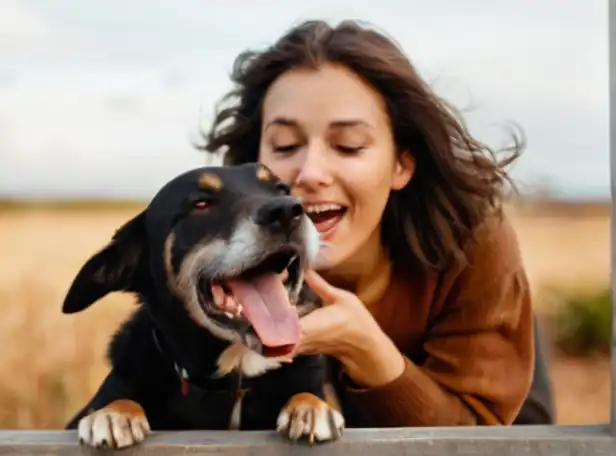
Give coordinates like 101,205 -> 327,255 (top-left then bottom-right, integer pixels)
329,119 -> 374,129
264,116 -> 374,131
330,119 -> 373,129
264,117 -> 299,131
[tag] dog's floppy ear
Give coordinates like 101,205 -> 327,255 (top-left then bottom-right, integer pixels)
62,210 -> 148,314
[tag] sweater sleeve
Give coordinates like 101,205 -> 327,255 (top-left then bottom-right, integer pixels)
339,215 -> 535,427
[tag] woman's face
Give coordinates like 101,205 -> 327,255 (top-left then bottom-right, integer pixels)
258,63 -> 414,273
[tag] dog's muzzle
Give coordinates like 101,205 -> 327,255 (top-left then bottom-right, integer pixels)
188,195 -> 319,358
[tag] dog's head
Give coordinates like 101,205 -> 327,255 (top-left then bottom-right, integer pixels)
62,163 -> 322,358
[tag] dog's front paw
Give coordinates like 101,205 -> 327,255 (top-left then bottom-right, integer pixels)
276,393 -> 345,445
77,399 -> 151,449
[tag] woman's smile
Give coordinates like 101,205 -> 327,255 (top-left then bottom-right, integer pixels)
301,199 -> 348,241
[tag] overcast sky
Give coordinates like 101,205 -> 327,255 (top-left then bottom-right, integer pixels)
0,0 -> 609,200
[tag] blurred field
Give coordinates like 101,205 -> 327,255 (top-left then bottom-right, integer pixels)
0,199 -> 611,429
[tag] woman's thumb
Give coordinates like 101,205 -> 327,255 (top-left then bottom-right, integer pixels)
304,270 -> 339,305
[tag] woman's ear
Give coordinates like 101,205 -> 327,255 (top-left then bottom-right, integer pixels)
391,150 -> 415,191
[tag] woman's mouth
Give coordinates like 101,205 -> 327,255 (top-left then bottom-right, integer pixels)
304,203 -> 347,238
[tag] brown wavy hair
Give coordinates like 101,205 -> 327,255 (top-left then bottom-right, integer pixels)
198,19 -> 524,271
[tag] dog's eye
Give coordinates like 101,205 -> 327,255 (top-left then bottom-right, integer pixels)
275,182 -> 290,195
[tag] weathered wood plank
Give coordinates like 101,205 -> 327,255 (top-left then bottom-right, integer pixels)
0,426 -> 614,456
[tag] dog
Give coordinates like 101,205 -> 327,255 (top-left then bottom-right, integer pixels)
61,163 -> 345,450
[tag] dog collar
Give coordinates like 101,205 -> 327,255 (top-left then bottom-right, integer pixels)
173,363 -> 191,397
151,327 -> 193,396
151,327 -> 248,430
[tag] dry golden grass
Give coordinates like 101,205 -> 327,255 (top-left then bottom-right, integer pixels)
0,204 -> 143,429
508,200 -> 611,312
0,200 -> 611,429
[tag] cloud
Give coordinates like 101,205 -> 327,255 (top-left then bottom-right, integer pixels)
0,0 -> 55,45
0,0 -> 609,199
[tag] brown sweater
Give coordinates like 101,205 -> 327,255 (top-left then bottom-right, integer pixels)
331,214 -> 534,427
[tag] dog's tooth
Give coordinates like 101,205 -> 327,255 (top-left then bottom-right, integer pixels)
223,295 -> 232,311
212,284 -> 225,307
224,311 -> 234,319
235,304 -> 243,316
224,295 -> 241,315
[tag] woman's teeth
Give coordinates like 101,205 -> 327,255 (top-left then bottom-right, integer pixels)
302,203 -> 346,234
305,203 -> 343,214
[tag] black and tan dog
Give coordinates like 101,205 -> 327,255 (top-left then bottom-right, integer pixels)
62,163 -> 345,449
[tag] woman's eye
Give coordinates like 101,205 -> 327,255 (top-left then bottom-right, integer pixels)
274,144 -> 299,153
337,145 -> 363,154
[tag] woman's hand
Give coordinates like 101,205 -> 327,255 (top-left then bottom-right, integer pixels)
295,270 -> 406,389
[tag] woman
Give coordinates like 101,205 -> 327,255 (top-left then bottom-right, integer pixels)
200,20 -> 554,427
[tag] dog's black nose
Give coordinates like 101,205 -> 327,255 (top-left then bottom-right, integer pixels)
255,196 -> 304,233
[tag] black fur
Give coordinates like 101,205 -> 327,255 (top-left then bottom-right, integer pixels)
63,163 -> 331,432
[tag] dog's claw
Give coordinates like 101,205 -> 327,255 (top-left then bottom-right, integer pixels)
276,393 -> 345,445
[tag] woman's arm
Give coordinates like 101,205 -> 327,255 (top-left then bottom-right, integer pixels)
334,216 -> 535,426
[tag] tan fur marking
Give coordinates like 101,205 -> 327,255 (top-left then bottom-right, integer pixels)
256,165 -> 272,182
198,172 -> 223,191
283,392 -> 328,411
98,400 -> 147,420
168,236 -> 239,342
163,232 -> 179,294
216,342 -> 285,377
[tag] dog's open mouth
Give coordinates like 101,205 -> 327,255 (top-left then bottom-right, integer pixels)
197,249 -> 301,358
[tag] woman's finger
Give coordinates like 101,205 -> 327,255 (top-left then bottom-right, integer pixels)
304,270 -> 341,305
296,308 -> 333,355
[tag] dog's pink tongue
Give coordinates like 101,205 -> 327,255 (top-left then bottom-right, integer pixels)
225,273 -> 300,349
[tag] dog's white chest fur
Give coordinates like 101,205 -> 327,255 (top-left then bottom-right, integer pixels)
216,343 -> 287,377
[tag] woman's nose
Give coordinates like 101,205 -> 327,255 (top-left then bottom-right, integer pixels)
294,141 -> 334,189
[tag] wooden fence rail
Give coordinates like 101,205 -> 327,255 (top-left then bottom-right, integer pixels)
0,426 -> 614,456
